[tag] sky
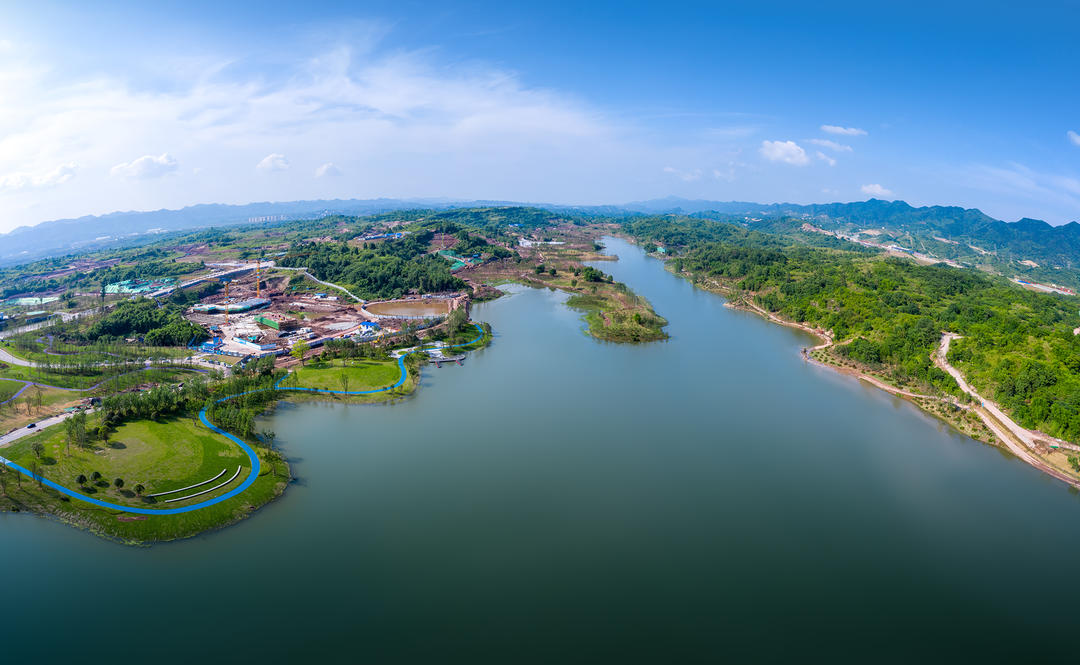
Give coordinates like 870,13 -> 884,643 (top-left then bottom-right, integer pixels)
1,0 -> 1079,233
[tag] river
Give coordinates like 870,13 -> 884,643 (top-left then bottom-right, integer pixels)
4,236 -> 1080,662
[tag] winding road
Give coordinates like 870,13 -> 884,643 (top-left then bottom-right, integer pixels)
740,296 -> 1080,489
934,334 -> 1080,489
0,324 -> 487,516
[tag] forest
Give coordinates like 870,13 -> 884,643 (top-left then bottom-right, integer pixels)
277,230 -> 465,299
84,298 -> 205,346
629,220 -> 1080,441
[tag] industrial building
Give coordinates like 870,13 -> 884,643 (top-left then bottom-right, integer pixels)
192,298 -> 271,314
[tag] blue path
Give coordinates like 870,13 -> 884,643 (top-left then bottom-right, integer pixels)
0,324 -> 486,516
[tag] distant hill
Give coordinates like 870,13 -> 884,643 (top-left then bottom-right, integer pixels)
4,195 -> 1079,279
617,197 -> 1080,274
0,198 -> 479,266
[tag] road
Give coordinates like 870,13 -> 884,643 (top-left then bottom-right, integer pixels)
271,265 -> 365,303
0,346 -> 34,367
935,333 -> 1080,488
0,408 -> 93,449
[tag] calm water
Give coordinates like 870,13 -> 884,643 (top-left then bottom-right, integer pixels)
4,236 -> 1080,663
365,299 -> 449,317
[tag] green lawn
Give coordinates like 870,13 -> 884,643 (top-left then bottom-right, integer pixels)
0,381 -> 21,404
3,416 -> 249,507
0,414 -> 288,543
291,358 -> 402,392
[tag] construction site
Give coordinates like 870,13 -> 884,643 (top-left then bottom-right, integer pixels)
182,261 -> 465,364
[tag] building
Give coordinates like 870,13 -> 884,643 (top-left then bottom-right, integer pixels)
199,337 -> 223,352
234,337 -> 277,352
192,298 -> 271,314
255,313 -> 299,331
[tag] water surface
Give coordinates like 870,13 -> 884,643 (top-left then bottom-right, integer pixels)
3,237 -> 1080,663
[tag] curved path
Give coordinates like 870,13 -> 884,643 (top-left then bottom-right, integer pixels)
0,365 -> 211,408
0,324 -> 487,516
934,334 -> 1080,489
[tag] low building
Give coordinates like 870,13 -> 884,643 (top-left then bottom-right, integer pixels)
192,297 -> 271,314
255,313 -> 299,331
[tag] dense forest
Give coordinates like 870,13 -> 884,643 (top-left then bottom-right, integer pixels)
627,219 -> 1080,441
277,230 -> 465,299
85,298 -> 205,346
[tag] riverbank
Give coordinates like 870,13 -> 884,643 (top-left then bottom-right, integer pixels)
0,323 -> 490,544
680,266 -> 1080,489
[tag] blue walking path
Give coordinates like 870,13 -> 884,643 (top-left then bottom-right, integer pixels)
0,324 -> 486,516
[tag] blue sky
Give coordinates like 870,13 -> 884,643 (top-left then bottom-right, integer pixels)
1,0 -> 1078,232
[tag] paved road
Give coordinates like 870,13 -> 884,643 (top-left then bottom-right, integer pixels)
0,408 -> 93,449
272,266 -> 365,303
0,346 -> 35,367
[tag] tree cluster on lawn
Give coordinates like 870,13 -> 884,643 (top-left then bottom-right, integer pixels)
99,381 -> 210,428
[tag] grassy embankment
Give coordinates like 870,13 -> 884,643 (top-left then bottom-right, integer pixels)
0,416 -> 287,544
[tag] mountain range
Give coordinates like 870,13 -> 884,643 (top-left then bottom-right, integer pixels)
2,196 -> 1079,277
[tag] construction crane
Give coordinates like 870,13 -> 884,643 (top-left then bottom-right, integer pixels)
221,277 -> 232,325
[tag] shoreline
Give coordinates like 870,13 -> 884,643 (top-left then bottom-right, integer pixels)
0,324 -> 492,544
675,266 -> 1080,490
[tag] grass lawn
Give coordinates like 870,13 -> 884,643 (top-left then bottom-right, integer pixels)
291,358 -> 402,392
0,414 -> 288,543
0,381 -> 21,404
3,416 -> 249,507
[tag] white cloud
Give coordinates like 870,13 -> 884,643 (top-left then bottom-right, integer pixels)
861,183 -> 893,198
809,138 -> 852,152
256,153 -> 290,172
110,153 -> 178,179
0,162 -> 77,191
822,125 -> 867,136
662,166 -> 702,181
315,162 -> 341,177
759,140 -> 809,166
0,36 -> 630,230
815,151 -> 836,167
1068,130 -> 1080,147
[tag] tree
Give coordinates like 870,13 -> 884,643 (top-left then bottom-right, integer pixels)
90,471 -> 102,482
75,474 -> 87,487
31,441 -> 44,459
134,484 -> 145,496
291,340 -> 309,365
340,371 -> 349,393
114,478 -> 124,490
